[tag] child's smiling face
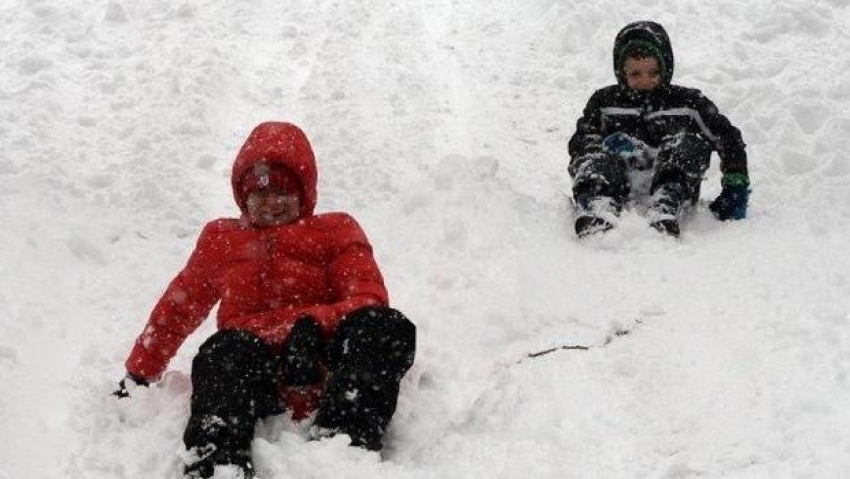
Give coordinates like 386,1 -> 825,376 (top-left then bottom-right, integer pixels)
623,56 -> 661,91
246,187 -> 301,227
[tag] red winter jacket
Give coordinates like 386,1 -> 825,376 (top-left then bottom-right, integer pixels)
125,122 -> 389,380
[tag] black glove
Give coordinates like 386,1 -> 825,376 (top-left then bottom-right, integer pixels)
281,316 -> 323,386
113,373 -> 150,398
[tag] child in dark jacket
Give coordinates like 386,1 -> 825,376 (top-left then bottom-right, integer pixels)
114,122 -> 416,478
568,21 -> 750,237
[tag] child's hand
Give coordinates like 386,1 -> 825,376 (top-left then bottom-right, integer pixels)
281,316 -> 324,386
603,132 -> 652,169
603,132 -> 638,155
112,373 -> 150,398
709,174 -> 750,220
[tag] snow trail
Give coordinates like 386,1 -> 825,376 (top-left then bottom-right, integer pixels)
2,0 -> 850,478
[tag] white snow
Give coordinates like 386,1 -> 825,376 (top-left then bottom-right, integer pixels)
2,0 -> 850,478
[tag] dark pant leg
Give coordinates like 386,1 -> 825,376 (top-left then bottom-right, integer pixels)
569,152 -> 630,209
183,329 -> 280,477
651,133 -> 712,202
315,307 -> 416,451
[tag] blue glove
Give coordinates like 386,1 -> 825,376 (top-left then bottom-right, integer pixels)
709,174 -> 750,220
603,132 -> 638,155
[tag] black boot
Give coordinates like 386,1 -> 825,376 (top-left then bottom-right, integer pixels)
185,446 -> 254,479
648,182 -> 686,237
575,215 -> 613,237
573,193 -> 621,237
650,218 -> 680,237
314,307 -> 416,451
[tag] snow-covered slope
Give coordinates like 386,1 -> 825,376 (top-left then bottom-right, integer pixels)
2,0 -> 849,478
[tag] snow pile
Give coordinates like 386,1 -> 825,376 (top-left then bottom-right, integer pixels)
2,0 -> 849,478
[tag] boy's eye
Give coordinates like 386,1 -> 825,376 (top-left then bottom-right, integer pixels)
627,70 -> 660,77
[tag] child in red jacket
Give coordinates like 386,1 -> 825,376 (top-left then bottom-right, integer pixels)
115,122 -> 416,478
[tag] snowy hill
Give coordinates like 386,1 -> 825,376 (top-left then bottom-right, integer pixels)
2,0 -> 850,478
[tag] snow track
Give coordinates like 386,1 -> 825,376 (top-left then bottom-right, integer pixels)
2,0 -> 850,478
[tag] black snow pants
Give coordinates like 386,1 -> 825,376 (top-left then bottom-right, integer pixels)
314,307 -> 416,450
183,329 -> 280,477
572,132 -> 712,207
183,306 -> 416,470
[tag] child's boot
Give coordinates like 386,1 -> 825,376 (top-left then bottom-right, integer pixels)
574,193 -> 621,237
648,181 -> 686,237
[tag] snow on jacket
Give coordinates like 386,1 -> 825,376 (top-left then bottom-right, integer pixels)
125,122 -> 389,380
568,21 -> 748,178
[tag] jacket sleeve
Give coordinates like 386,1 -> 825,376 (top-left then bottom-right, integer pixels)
305,214 -> 389,338
567,89 -> 608,177
124,222 -> 222,380
693,92 -> 748,177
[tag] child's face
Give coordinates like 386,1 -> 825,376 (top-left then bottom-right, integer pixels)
623,56 -> 661,91
246,187 -> 301,227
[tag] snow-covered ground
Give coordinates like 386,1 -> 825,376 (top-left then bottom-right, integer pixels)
2,0 -> 850,477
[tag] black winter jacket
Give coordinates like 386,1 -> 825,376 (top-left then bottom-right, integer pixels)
567,85 -> 748,177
